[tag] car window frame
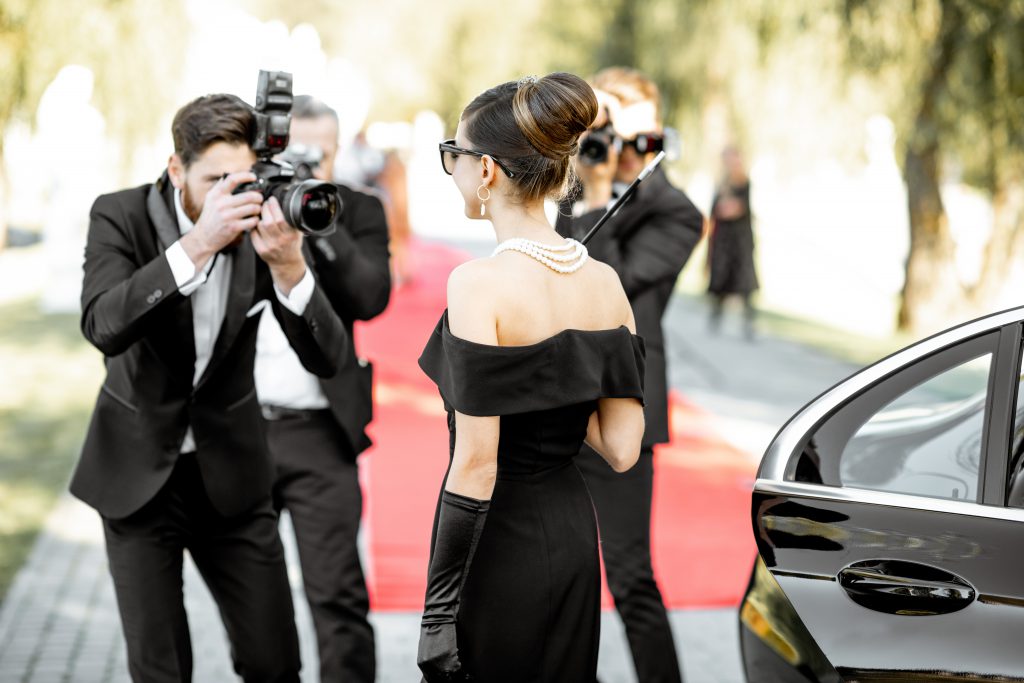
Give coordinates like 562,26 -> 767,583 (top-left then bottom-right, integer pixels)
787,331 -> 1001,504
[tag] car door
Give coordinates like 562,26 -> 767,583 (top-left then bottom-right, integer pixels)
752,309 -> 1024,681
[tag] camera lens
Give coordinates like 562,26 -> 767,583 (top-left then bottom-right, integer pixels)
579,134 -> 609,166
279,181 -> 341,236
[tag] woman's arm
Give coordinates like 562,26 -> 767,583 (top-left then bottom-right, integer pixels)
444,261 -> 501,500
585,398 -> 645,472
584,271 -> 644,472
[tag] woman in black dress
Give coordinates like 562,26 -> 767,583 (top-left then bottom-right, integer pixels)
416,73 -> 647,683
707,145 -> 759,338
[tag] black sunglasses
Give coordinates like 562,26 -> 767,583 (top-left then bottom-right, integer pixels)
439,139 -> 516,178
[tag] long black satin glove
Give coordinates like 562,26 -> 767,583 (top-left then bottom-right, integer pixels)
417,490 -> 490,683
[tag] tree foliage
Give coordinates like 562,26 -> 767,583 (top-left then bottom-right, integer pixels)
0,0 -> 188,245
839,0 -> 1024,331
3,0 -> 1019,333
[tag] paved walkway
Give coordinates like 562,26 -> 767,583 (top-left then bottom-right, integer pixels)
0,252 -> 865,681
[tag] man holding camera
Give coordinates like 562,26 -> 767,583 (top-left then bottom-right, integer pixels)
255,95 -> 391,683
72,92 -> 348,682
557,67 -> 703,683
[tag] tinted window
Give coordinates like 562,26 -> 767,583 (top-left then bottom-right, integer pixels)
837,355 -> 989,501
790,334 -> 996,503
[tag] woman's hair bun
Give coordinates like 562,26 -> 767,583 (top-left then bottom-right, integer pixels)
512,72 -> 598,161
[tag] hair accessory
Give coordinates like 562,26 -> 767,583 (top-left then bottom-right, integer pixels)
517,75 -> 539,88
477,185 -> 491,216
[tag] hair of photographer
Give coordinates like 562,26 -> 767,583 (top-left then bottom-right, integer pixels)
171,94 -> 255,167
289,95 -> 340,183
592,66 -> 662,123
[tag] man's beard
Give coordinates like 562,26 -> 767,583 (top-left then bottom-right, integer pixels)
182,184 -> 203,224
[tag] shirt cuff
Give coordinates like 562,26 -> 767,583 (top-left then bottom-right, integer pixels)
274,266 -> 314,315
166,240 -> 209,296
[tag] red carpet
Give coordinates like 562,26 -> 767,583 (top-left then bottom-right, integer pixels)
356,238 -> 757,611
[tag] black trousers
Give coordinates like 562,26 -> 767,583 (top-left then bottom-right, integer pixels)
102,453 -> 300,683
577,445 -> 683,683
266,411 -> 375,683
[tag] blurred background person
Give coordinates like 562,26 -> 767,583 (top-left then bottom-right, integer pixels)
557,66 -> 703,683
337,129 -> 414,287
255,94 -> 391,683
375,149 -> 413,286
706,145 -> 758,339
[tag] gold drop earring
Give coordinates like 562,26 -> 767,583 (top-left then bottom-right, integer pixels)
477,185 -> 491,217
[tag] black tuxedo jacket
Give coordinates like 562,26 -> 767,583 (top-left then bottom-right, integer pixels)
557,168 -> 703,447
71,173 -> 348,520
306,183 -> 391,454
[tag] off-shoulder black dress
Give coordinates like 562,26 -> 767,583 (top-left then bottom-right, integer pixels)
418,311 -> 646,682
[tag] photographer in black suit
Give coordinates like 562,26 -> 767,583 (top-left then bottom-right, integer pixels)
255,96 -> 391,683
71,92 -> 348,682
556,67 -> 703,683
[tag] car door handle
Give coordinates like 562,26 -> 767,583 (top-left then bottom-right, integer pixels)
837,560 -> 975,615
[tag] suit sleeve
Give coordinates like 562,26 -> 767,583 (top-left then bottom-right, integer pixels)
310,192 -> 392,321
578,194 -> 704,299
269,274 -> 348,378
80,194 -> 182,356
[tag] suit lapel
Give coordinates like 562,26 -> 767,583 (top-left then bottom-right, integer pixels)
146,173 -> 196,367
196,238 -> 256,389
147,173 -> 181,250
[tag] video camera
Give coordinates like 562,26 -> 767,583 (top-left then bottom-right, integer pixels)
233,70 -> 340,236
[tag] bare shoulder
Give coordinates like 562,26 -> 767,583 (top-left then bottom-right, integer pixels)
587,259 -> 635,332
447,259 -> 500,345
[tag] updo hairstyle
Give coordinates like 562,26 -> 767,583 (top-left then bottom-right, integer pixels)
461,72 -> 597,203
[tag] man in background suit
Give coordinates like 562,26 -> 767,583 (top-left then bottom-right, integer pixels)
255,95 -> 391,683
557,67 -> 704,683
72,93 -> 347,682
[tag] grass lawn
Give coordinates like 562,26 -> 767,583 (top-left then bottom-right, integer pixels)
0,297 -> 103,601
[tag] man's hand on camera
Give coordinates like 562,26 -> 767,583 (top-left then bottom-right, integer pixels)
180,172 -> 262,271
251,196 -> 306,295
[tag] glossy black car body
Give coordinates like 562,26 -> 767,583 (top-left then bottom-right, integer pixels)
741,307 -> 1024,682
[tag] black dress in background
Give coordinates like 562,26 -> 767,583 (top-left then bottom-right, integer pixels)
707,181 -> 759,296
418,311 -> 646,683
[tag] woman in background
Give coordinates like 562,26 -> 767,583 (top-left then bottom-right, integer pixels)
707,145 -> 759,339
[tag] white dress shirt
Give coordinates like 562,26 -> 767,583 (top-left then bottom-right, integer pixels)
164,189 -> 315,452
254,304 -> 330,409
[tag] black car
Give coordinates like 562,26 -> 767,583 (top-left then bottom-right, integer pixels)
741,306 -> 1024,682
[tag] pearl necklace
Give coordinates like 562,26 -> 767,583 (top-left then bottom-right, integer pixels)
491,238 -> 589,274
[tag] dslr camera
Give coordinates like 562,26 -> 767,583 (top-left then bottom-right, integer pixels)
233,70 -> 340,236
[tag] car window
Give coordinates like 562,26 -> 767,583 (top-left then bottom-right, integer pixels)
790,336 -> 995,503
837,355 -> 989,501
